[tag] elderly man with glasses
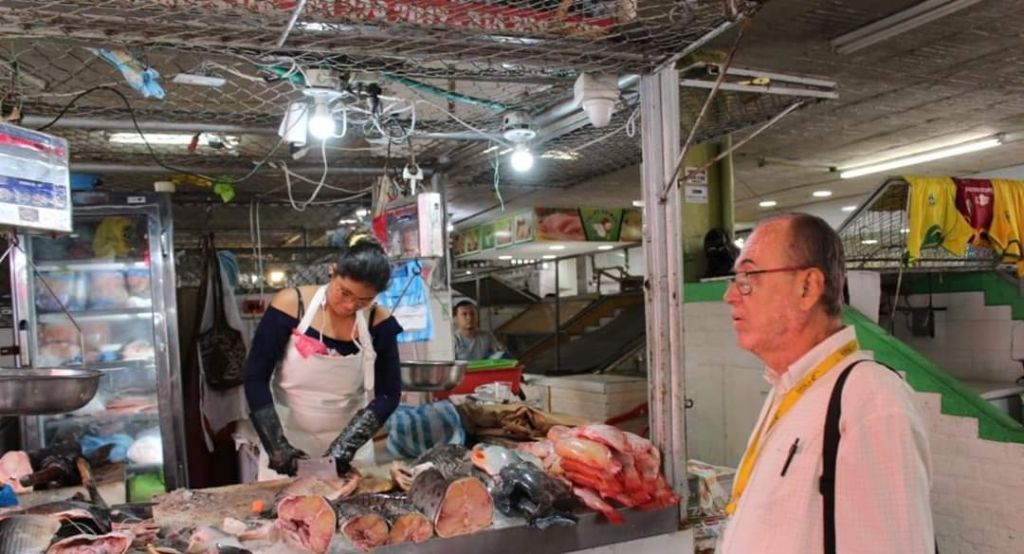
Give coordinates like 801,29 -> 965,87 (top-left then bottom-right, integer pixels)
718,213 -> 935,554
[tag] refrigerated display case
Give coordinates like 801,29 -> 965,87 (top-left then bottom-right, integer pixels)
11,193 -> 186,492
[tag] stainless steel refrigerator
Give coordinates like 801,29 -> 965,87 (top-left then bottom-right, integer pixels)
11,193 -> 186,493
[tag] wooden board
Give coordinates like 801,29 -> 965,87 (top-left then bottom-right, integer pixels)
151,478 -> 291,529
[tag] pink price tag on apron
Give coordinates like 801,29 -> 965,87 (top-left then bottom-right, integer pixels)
292,328 -> 328,358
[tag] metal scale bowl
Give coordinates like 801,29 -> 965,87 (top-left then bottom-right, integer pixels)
0,367 -> 102,415
400,361 -> 467,391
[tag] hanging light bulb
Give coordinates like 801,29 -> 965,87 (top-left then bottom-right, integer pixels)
307,98 -> 335,140
510,143 -> 534,172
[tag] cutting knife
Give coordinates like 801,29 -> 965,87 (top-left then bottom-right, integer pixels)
296,456 -> 337,478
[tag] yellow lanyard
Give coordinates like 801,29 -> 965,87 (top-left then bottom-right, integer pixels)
725,339 -> 859,515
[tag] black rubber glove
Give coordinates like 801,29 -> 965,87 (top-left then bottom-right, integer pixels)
326,407 -> 382,476
250,404 -> 307,476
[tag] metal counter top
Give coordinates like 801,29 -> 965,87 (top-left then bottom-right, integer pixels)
327,505 -> 680,554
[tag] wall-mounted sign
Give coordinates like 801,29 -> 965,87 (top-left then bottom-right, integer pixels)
685,185 -> 708,204
0,124 -> 71,233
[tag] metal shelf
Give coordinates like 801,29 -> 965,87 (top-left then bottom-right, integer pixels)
85,360 -> 157,372
37,307 -> 154,322
33,260 -> 150,272
43,409 -> 160,429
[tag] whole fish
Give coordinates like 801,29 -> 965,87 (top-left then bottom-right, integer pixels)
492,462 -> 578,529
471,444 -> 541,477
0,514 -> 60,554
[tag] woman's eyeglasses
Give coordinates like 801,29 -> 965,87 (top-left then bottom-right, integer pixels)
333,281 -> 377,307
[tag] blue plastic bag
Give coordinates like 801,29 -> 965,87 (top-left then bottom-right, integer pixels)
81,433 -> 134,463
386,400 -> 465,459
0,484 -> 18,507
379,261 -> 433,343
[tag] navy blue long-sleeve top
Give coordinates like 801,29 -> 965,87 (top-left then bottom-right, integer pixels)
243,305 -> 404,422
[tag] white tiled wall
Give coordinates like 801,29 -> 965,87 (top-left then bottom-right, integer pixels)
893,292 -> 1022,383
682,299 -> 1024,554
913,392 -> 1024,554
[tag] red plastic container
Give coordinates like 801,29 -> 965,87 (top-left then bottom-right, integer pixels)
433,365 -> 523,400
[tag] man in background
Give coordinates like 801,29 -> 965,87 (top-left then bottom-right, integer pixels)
719,213 -> 933,553
453,300 -> 504,360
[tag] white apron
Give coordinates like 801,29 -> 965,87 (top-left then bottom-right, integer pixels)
255,285 -> 377,481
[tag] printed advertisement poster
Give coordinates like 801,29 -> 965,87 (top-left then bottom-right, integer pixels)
580,208 -> 624,241
495,217 -> 514,247
620,209 -> 642,242
0,124 -> 71,232
513,211 -> 534,243
462,227 -> 480,255
480,223 -> 496,250
535,208 -> 585,241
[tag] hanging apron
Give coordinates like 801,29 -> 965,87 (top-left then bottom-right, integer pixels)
253,285 -> 377,481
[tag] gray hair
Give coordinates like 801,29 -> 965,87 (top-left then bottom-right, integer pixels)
762,213 -> 846,316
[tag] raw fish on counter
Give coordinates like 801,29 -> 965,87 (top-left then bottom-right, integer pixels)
275,495 -> 335,554
470,443 -> 542,477
333,498 -> 389,551
279,471 -> 360,502
491,462 -> 579,529
408,467 -> 493,538
516,423 -> 681,524
46,531 -> 132,554
0,451 -> 34,494
0,514 -> 60,553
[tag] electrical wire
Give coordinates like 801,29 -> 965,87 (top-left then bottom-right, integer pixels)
567,106 -> 640,154
285,138 -> 332,211
413,97 -> 511,147
32,86 -> 215,181
491,145 -> 504,210
29,84 -> 289,186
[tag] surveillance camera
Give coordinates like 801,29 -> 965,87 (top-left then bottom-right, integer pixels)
574,73 -> 619,128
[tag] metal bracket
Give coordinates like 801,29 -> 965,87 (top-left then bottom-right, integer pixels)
403,163 -> 425,194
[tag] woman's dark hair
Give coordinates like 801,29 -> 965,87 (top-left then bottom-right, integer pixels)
334,230 -> 391,292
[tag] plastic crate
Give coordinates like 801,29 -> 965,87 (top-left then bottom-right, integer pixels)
433,361 -> 523,400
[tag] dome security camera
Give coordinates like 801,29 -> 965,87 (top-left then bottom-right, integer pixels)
573,73 -> 619,128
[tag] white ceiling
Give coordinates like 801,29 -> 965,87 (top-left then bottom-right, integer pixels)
449,0 -> 1024,229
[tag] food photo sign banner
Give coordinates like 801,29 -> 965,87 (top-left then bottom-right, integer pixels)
452,207 -> 641,258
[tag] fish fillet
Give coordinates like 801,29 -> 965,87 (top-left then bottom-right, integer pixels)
572,487 -> 623,524
335,501 -> 389,552
0,451 -> 33,494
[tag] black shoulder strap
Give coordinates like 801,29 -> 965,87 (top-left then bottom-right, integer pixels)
820,360 -> 935,554
294,286 -> 305,319
821,359 -> 868,554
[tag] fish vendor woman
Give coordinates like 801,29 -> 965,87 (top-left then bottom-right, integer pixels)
242,231 -> 403,480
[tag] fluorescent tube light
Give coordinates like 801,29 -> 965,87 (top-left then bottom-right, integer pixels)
839,136 -> 1003,179
758,200 -> 777,208
109,132 -> 239,146
812,190 -> 833,198
831,0 -> 984,55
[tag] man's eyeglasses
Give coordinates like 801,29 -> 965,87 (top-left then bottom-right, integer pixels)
727,267 -> 808,296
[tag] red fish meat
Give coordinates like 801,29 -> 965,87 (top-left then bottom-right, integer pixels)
572,487 -> 623,524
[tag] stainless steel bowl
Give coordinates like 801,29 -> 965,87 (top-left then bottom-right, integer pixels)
400,361 -> 467,392
0,368 -> 103,415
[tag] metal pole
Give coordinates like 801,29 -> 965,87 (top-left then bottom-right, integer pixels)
276,0 -> 308,47
555,260 -> 561,375
639,68 -> 687,500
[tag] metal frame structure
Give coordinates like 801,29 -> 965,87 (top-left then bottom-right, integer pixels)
839,177 -> 1003,273
639,68 -> 687,498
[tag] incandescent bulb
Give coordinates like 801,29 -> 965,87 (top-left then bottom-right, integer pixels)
308,101 -> 335,140
510,144 -> 534,172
